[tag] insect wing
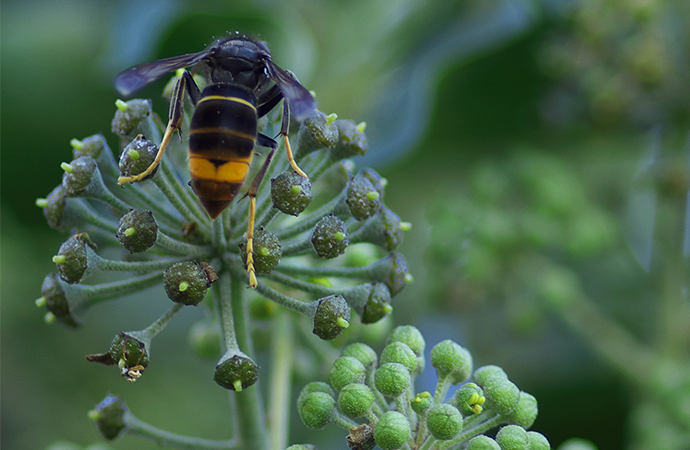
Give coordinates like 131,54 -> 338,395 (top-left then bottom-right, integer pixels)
265,61 -> 316,120
115,51 -> 211,96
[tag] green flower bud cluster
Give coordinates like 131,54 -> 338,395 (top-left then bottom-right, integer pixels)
296,325 -> 549,450
35,93 -> 410,393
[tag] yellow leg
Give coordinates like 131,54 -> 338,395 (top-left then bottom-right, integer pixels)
118,122 -> 177,185
283,134 -> 308,179
246,195 -> 258,289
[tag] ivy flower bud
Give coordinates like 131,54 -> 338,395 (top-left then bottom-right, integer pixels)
467,435 -> 500,450
430,340 -> 473,384
386,325 -> 425,357
213,349 -> 259,391
480,376 -> 521,416
111,99 -> 154,141
361,282 -> 392,324
427,403 -> 463,440
271,170 -> 313,216
40,273 -> 79,327
350,207 -> 405,251
294,110 -> 339,157
188,320 -> 222,360
454,382 -> 486,416
338,383 -> 374,419
473,365 -> 508,386
42,185 -> 67,230
86,332 -> 150,382
340,342 -> 377,370
347,423 -> 376,450
330,120 -> 369,162
298,382 -> 335,411
329,356 -> 366,391
381,252 -> 409,297
89,394 -> 127,440
312,214 -> 348,259
116,209 -> 158,253
312,294 -> 351,340
380,341 -> 417,374
118,135 -> 159,181
410,391 -> 433,414
61,156 -> 97,197
359,168 -> 386,198
374,362 -> 411,397
239,228 -> 281,274
373,411 -> 410,450
72,134 -> 107,160
54,234 -> 94,284
163,261 -> 216,306
298,392 -> 336,430
527,431 -> 551,450
495,425 -> 529,450
506,392 -> 538,428
346,172 -> 382,220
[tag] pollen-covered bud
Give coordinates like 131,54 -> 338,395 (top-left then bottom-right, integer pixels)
374,362 -> 411,397
213,349 -> 259,391
495,425 -> 529,450
380,342 -> 417,374
41,185 -> 67,230
312,214 -> 348,259
467,435 -> 500,450
346,172 -> 382,220
410,391 -> 433,414
338,383 -> 374,419
330,120 -> 368,162
427,403 -> 463,440
341,342 -> 377,370
39,273 -> 79,328
454,382 -> 486,416
61,156 -> 97,197
239,228 -> 281,274
295,110 -> 339,156
188,320 -> 222,360
116,209 -> 158,253
527,431 -> 550,450
312,294 -> 351,340
373,411 -> 410,450
54,234 -> 94,284
88,332 -> 149,382
506,392 -> 538,428
298,391 -> 336,430
89,394 -> 127,440
111,99 -> 154,141
360,282 -> 392,324
163,261 -> 216,306
271,170 -> 313,216
118,135 -> 159,181
430,340 -> 473,385
347,423 -> 376,450
329,356 -> 366,391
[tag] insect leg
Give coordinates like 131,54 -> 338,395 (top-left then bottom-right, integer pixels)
279,101 -> 308,179
118,71 -> 200,185
244,149 -> 276,288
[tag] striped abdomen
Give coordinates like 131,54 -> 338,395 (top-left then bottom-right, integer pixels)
189,84 -> 257,219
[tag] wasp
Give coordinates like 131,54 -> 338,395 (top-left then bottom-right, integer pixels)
115,34 -> 316,288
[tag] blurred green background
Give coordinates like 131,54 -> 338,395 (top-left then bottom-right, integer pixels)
3,0 -> 690,449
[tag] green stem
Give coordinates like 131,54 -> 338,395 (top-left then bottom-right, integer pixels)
125,409 -> 239,449
436,411 -> 502,450
331,410 -> 359,430
160,155 -> 213,230
96,255 -> 189,273
115,180 -> 186,231
215,271 -> 239,351
153,168 -> 211,239
268,311 -> 294,450
230,276 -> 268,450
417,435 -> 437,450
213,216 -> 227,251
140,303 -> 185,339
155,232 -> 212,257
272,189 -> 349,241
